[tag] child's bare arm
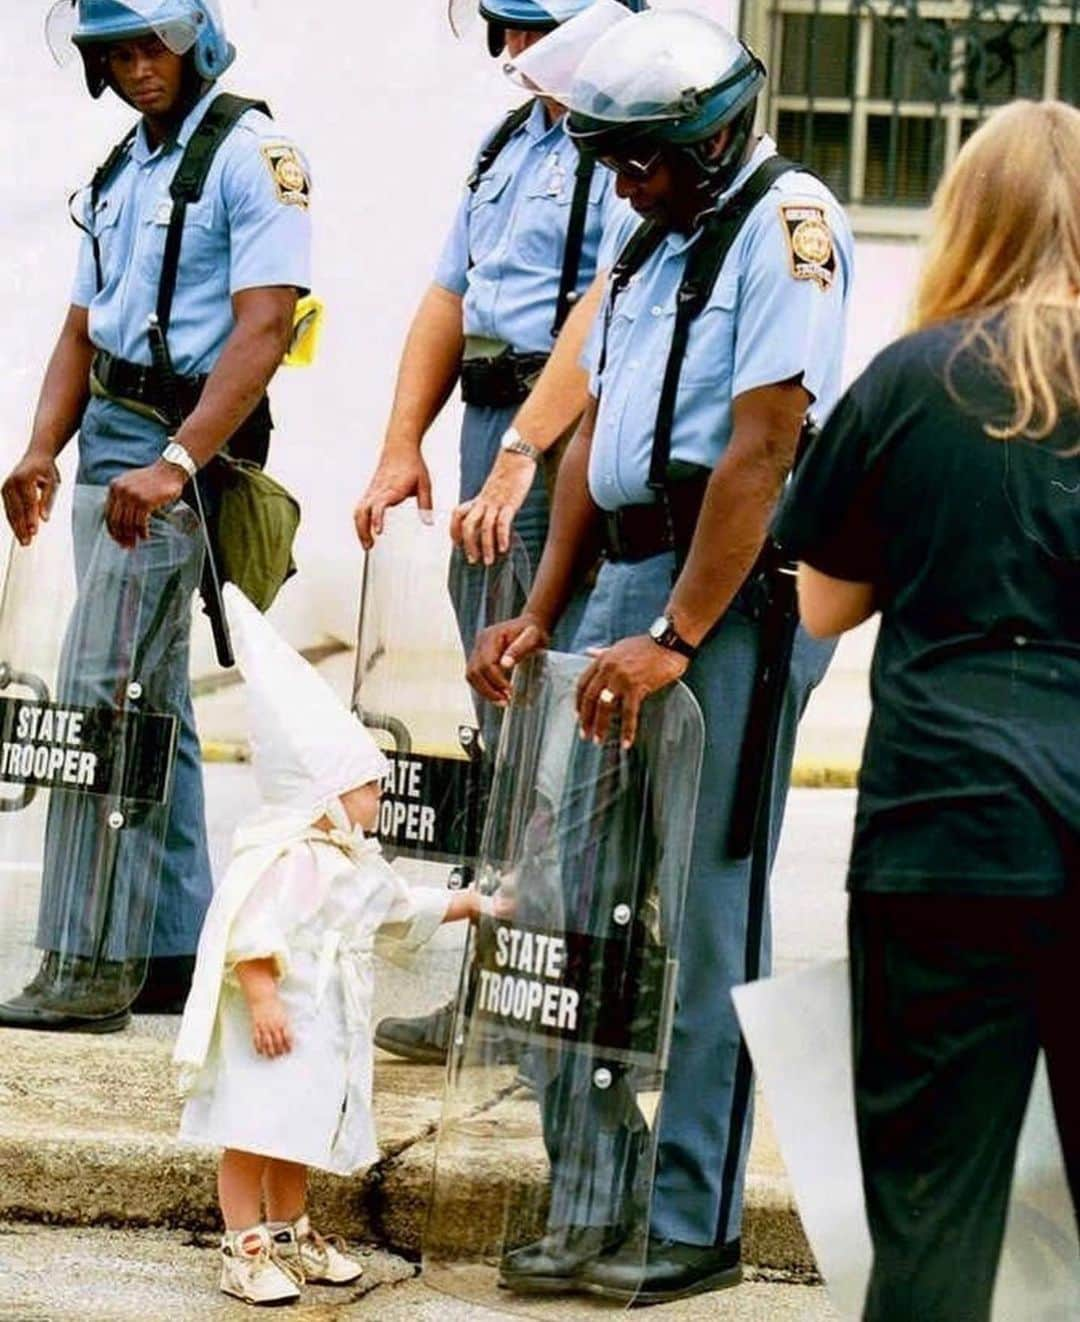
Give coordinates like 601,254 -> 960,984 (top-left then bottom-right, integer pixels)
234,958 -> 293,1059
443,891 -> 513,923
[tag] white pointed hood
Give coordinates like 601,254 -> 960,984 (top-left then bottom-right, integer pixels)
224,585 -> 389,825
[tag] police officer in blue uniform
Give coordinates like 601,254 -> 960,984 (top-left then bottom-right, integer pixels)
469,10 -> 853,1304
358,0 -> 637,1065
0,0 -> 311,1027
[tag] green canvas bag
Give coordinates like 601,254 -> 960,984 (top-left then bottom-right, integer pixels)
211,456 -> 301,612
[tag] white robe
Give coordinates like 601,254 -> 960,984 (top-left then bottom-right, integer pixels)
174,813 -> 449,1174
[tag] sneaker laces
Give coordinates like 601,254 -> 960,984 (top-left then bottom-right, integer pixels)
301,1225 -> 351,1270
235,1236 -> 305,1288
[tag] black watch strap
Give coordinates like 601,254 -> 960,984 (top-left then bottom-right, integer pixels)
649,614 -> 697,660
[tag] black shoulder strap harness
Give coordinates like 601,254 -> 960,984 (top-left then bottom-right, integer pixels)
86,93 -> 270,335
601,154 -> 799,492
466,97 -> 597,338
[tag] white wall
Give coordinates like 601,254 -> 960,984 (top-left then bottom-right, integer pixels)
4,2 -> 921,671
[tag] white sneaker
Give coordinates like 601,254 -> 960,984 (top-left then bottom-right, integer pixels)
220,1225 -> 303,1306
270,1213 -> 365,1285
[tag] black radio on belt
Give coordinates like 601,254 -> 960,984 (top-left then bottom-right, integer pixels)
460,349 -> 550,409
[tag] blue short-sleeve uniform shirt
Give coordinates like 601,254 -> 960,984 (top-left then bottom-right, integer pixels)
586,136 -> 854,511
433,100 -> 630,355
71,87 -> 312,378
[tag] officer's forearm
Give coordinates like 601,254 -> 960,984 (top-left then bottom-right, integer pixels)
666,382 -> 808,646
381,284 -> 465,457
511,273 -> 606,450
27,306 -> 94,460
524,413 -> 603,629
173,287 -> 297,466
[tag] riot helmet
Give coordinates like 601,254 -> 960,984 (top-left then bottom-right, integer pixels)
46,0 -> 235,99
450,0 -> 645,60
565,10 -> 766,197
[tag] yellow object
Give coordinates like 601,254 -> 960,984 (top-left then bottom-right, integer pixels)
284,295 -> 324,367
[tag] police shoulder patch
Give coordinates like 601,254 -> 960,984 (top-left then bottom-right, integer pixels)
779,203 -> 835,291
260,142 -> 310,209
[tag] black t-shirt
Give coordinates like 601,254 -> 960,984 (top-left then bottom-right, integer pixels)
777,315 -> 1080,895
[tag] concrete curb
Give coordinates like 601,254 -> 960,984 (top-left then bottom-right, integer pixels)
0,1027 -> 817,1276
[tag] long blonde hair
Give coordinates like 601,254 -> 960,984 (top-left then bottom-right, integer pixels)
911,99 -> 1080,441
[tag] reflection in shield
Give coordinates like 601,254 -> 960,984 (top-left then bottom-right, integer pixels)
424,652 -> 705,1311
353,505 -> 531,1024
0,485 -> 202,1028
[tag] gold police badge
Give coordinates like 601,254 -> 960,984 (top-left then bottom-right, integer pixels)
780,204 -> 835,291
261,143 -> 310,209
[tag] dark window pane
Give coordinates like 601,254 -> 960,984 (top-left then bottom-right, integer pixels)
959,21 -> 1048,104
777,110 -> 851,201
864,115 -> 943,205
1063,19 -> 1080,104
869,16 -> 951,102
778,15 -> 855,98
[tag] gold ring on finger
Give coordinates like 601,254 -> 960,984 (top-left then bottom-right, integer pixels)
599,688 -> 617,706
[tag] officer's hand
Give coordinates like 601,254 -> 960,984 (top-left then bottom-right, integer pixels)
105,461 -> 186,549
577,636 -> 689,749
466,612 -> 551,706
354,452 -> 433,550
2,451 -> 61,547
451,451 -> 537,566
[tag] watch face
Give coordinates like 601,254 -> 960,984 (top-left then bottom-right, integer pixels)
648,615 -> 670,642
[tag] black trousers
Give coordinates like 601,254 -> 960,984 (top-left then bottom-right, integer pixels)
849,889 -> 1080,1322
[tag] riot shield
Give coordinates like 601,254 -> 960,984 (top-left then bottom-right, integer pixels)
0,484 -> 203,1028
733,962 -> 1080,1321
424,651 -> 705,1312
353,505 -> 531,1019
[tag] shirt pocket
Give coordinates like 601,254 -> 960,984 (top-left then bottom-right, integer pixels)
466,170 -> 511,267
89,196 -> 125,288
138,196 -> 220,287
679,277 -> 739,388
515,169 -> 604,272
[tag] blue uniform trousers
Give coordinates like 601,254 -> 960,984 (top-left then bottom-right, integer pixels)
542,550 -> 833,1247
38,397 -> 214,959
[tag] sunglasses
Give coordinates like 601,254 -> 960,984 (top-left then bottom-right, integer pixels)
596,147 -> 663,182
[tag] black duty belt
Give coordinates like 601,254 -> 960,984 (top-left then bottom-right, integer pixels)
90,349 -> 273,467
93,349 -> 207,416
460,349 -> 550,409
601,472 -> 780,623
601,475 -> 710,564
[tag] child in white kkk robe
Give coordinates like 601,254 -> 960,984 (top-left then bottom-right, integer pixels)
174,585 -> 482,1306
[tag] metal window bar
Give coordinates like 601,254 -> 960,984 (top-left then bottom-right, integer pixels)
768,0 -> 1077,210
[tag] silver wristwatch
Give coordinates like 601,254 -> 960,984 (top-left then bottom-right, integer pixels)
499,427 -> 543,463
161,439 -> 198,480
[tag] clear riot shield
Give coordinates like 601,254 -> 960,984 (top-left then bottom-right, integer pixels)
353,505 -> 531,1019
424,651 -> 705,1312
0,484 -> 202,1028
733,962 -> 1080,1321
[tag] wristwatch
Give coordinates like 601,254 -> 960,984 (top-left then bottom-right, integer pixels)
648,613 -> 697,660
500,427 -> 543,464
161,439 -> 198,480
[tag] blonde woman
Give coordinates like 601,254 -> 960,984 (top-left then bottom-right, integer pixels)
776,99 -> 1080,1321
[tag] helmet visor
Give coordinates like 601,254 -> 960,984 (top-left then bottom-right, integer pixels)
108,1 -> 199,54
447,0 -> 475,39
45,0 -> 78,66
503,0 -> 629,99
58,0 -> 200,57
566,10 -> 758,124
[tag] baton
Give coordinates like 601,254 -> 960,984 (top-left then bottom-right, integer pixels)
146,314 -> 234,668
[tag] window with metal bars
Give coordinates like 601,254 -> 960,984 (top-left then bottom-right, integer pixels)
747,1 -> 1078,223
